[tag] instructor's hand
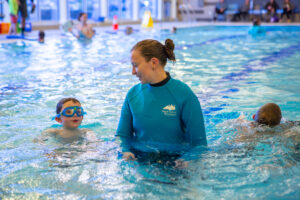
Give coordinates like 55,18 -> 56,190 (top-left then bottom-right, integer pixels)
122,152 -> 136,161
174,159 -> 189,169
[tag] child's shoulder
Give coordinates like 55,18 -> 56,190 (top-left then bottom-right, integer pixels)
42,128 -> 61,135
34,128 -> 61,143
275,120 -> 300,130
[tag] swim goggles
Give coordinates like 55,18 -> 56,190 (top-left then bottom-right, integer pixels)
55,106 -> 86,118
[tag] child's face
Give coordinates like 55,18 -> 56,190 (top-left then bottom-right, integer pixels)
56,101 -> 83,129
253,110 -> 262,123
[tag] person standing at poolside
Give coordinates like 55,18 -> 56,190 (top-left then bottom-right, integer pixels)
8,0 -> 19,35
116,39 -> 207,167
264,0 -> 279,22
231,0 -> 250,22
214,0 -> 227,21
19,0 -> 35,36
280,0 -> 293,23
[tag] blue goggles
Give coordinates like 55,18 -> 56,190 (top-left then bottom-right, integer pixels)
56,106 -> 86,118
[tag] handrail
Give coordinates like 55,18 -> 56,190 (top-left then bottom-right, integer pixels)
180,0 -> 194,22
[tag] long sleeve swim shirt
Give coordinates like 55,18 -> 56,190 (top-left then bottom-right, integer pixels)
116,76 -> 207,154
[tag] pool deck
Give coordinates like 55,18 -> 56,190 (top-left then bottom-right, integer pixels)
1,21 -> 300,43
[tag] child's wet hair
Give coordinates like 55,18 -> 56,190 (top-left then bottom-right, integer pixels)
38,31 -> 45,39
253,17 -> 261,26
255,103 -> 282,126
125,26 -> 133,35
56,97 -> 81,114
131,39 -> 176,66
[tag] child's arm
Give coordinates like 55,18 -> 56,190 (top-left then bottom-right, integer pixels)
83,129 -> 98,141
231,115 -> 258,143
236,113 -> 249,123
87,24 -> 95,38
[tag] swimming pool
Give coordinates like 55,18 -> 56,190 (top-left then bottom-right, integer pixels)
0,25 -> 299,199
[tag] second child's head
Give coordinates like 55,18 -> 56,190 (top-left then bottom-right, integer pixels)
55,98 -> 85,129
253,103 -> 282,126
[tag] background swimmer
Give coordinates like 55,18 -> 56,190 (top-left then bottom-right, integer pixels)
125,26 -> 133,35
171,27 -> 177,34
76,12 -> 95,39
253,17 -> 261,26
38,31 -> 45,43
248,18 -> 266,36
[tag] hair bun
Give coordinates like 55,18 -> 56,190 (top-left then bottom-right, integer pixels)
165,39 -> 175,51
164,39 -> 176,62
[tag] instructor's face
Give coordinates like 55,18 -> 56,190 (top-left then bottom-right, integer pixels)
131,50 -> 153,84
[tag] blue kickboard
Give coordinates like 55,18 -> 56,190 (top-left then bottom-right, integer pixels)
6,35 -> 37,41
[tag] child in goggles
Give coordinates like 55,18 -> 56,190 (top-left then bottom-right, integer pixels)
56,106 -> 86,118
42,97 -> 96,140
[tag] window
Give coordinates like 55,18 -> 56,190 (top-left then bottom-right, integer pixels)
198,0 -> 204,7
68,0 -> 83,20
27,0 -> 59,21
139,0 -> 158,19
87,0 -> 101,20
108,0 -> 132,20
39,0 -> 59,21
164,1 -> 171,19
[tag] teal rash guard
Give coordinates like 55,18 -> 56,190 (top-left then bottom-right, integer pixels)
116,74 -> 207,157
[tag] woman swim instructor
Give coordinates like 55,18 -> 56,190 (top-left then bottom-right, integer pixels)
116,39 -> 207,165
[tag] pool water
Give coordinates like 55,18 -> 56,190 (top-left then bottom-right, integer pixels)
0,25 -> 299,199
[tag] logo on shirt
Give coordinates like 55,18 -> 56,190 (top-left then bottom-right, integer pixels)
162,104 -> 176,116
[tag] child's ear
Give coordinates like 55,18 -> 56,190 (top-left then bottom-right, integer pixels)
55,117 -> 62,123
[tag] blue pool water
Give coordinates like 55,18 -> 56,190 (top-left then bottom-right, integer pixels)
0,25 -> 299,199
